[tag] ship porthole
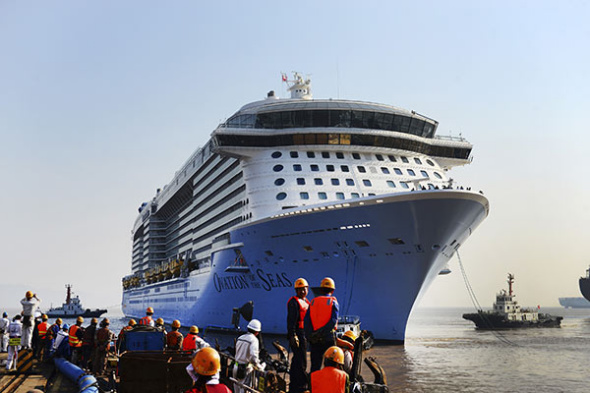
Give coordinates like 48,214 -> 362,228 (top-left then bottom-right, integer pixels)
432,244 -> 441,250
276,192 -> 287,200
275,178 -> 285,186
273,164 -> 284,172
272,151 -> 282,158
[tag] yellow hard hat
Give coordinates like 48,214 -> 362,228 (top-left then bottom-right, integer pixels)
128,319 -> 137,326
294,278 -> 309,289
172,320 -> 181,328
41,314 -> 48,321
156,318 -> 164,325
77,316 -> 84,323
190,325 -> 199,334
324,346 -> 344,365
320,277 -> 335,290
146,307 -> 154,314
192,347 -> 221,376
337,330 -> 358,351
56,318 -> 63,325
25,291 -> 33,298
91,318 -> 98,324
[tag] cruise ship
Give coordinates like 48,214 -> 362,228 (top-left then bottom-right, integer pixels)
122,73 -> 489,342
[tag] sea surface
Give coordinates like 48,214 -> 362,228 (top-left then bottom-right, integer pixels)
2,306 -> 587,392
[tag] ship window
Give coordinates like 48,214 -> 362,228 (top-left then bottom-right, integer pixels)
336,152 -> 344,159
400,182 -> 409,189
272,151 -> 282,158
300,192 -> 309,200
274,178 -> 285,186
407,169 -> 416,176
394,168 -> 402,175
314,178 -> 323,185
322,151 -> 330,158
265,250 -> 274,256
311,164 -> 319,171
297,178 -> 306,185
414,157 -> 422,164
388,238 -> 405,245
340,165 -> 349,172
303,246 -> 313,252
381,167 -> 390,174
428,183 -> 436,189
346,178 -> 355,186
401,156 -> 409,163
321,251 -> 330,258
290,151 -> 299,158
276,192 -> 287,200
387,180 -> 396,188
363,179 -> 372,187
336,192 -> 345,200
421,170 -> 429,177
293,164 -> 302,171
331,179 -> 340,186
318,192 -> 327,200
426,159 -> 435,166
357,166 -> 366,173
351,192 -> 360,198
376,154 -> 384,161
355,240 -> 370,247
307,151 -> 315,158
327,164 -> 335,172
434,172 -> 442,179
273,165 -> 284,172
388,155 -> 397,162
352,153 -> 361,160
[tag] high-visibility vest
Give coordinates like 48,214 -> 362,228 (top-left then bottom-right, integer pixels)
289,296 -> 310,329
139,316 -> 153,326
166,330 -> 183,350
311,366 -> 348,393
182,333 -> 197,351
309,295 -> 337,331
38,321 -> 49,339
69,325 -> 82,347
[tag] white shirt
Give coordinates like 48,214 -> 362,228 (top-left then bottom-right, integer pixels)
0,317 -> 9,332
185,363 -> 221,384
53,330 -> 68,350
21,297 -> 41,316
8,320 -> 23,338
235,332 -> 265,370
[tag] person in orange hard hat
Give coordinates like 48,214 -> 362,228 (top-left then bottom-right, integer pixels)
166,320 -> 184,350
182,325 -> 209,354
304,277 -> 339,372
310,346 -> 350,393
20,291 -> 41,349
287,277 -> 311,393
36,314 -> 50,361
184,347 -> 232,393
81,318 -> 98,369
117,319 -> 136,354
336,330 -> 357,375
68,316 -> 85,365
139,307 -> 155,327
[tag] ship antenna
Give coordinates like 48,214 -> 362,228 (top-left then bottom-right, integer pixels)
507,273 -> 514,296
281,71 -> 312,100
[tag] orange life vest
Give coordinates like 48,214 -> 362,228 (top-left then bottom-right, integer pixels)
311,366 -> 348,393
182,333 -> 197,351
68,325 -> 82,347
166,330 -> 183,350
139,316 -> 153,326
289,296 -> 310,329
38,321 -> 49,339
309,295 -> 337,331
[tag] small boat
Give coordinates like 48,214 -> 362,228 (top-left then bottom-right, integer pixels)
463,273 -> 562,329
46,284 -> 107,318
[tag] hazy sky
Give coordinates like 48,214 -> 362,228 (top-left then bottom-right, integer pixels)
1,1 -> 589,313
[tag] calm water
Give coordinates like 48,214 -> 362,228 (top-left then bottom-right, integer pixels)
2,306 -> 588,392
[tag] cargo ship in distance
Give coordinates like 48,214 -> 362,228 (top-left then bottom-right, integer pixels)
121,73 -> 489,342
579,266 -> 590,302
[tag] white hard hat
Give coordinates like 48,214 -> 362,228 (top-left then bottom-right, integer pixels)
247,319 -> 262,332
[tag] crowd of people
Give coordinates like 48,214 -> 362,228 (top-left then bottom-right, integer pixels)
2,277 -> 354,393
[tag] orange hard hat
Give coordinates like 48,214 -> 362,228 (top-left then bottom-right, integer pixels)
172,320 -> 181,328
337,330 -> 357,351
324,346 -> 344,365
320,277 -> 335,290
25,291 -> 33,298
190,325 -> 199,334
294,278 -> 309,289
76,316 -> 84,323
191,347 -> 221,376
41,314 -> 48,321
128,319 -> 137,326
146,307 -> 154,314
156,318 -> 164,325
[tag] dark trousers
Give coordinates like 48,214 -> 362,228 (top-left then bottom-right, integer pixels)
309,336 -> 335,373
289,334 -> 308,393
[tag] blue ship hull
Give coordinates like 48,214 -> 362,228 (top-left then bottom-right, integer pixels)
123,191 -> 488,342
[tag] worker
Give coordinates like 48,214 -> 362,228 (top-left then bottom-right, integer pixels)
287,277 -> 311,393
69,316 -> 85,365
117,319 -> 137,354
36,314 -> 50,361
5,315 -> 23,371
93,318 -> 114,376
304,277 -> 339,372
81,318 -> 98,369
0,311 -> 10,352
46,318 -> 62,360
139,307 -> 155,326
310,346 -> 350,393
155,317 -> 167,334
52,323 -> 71,359
182,325 -> 209,354
233,319 -> 265,393
166,320 -> 184,350
184,347 -> 232,393
336,330 -> 357,375
20,291 -> 41,349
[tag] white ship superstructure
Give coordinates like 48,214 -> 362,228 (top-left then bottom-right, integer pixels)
122,73 -> 489,342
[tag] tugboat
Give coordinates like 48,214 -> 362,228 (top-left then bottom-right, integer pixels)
463,274 -> 562,329
46,284 -> 107,318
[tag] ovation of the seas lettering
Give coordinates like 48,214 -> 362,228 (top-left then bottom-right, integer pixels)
213,273 -> 250,292
213,270 -> 292,292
